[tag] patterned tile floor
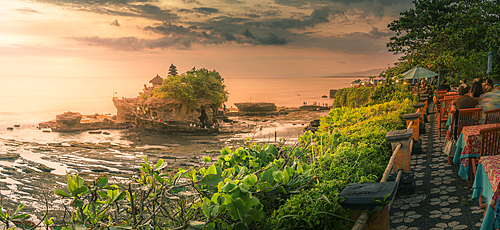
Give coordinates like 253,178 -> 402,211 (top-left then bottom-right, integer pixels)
389,102 -> 485,230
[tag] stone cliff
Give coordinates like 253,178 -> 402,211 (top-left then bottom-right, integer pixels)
113,96 -> 218,130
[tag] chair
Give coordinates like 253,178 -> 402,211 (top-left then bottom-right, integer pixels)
471,125 -> 500,208
444,95 -> 460,100
449,108 -> 483,135
447,108 -> 483,164
434,90 -> 448,118
438,98 -> 454,139
485,108 -> 500,124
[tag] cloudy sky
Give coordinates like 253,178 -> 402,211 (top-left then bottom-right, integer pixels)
0,0 -> 414,79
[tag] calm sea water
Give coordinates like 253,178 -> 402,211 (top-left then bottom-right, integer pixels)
0,75 -> 357,144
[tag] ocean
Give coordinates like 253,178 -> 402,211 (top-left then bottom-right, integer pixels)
0,75 -> 358,145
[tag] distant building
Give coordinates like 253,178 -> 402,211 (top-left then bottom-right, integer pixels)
168,64 -> 178,76
149,74 -> 163,88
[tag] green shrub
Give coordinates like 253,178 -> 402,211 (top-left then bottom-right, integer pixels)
152,68 -> 228,110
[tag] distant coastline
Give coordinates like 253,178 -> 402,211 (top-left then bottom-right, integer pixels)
322,76 -> 370,78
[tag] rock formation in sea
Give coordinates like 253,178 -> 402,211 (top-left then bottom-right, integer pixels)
56,112 -> 82,126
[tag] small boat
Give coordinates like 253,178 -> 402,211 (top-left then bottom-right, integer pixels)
42,129 -> 51,133
7,127 -> 13,130
13,125 -> 20,127
103,131 -> 110,135
89,130 -> 102,134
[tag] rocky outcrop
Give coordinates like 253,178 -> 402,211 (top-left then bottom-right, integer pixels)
56,112 -> 82,126
113,99 -> 137,123
113,96 -> 219,133
235,102 -> 276,112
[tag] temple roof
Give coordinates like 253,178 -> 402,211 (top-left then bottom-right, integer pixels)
149,75 -> 163,84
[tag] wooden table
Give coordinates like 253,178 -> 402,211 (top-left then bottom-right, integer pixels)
452,123 -> 500,186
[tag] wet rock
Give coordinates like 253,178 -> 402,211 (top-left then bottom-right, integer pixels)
103,131 -> 110,135
56,112 -> 82,126
235,102 -> 276,112
22,167 -> 36,173
180,161 -> 199,167
90,167 -> 109,173
161,155 -> 189,160
0,153 -> 20,159
38,164 -> 54,172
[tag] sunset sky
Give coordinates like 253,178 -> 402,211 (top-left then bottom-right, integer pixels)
0,0 -> 414,79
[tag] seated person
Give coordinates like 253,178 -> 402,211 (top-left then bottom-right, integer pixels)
471,81 -> 484,99
484,79 -> 494,92
451,84 -> 478,110
437,79 -> 451,91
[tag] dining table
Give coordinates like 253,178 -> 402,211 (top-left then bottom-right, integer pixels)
472,155 -> 500,230
452,123 -> 500,186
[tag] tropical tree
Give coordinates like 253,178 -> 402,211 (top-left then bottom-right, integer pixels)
153,68 -> 229,111
387,0 -> 500,81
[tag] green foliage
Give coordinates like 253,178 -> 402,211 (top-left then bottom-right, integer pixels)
387,0 -> 500,81
152,67 -> 228,110
45,79 -> 416,230
271,96 -> 415,229
332,87 -> 375,108
369,77 -> 417,105
0,203 -> 30,229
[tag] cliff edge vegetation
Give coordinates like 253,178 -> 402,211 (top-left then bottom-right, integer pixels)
152,68 -> 229,111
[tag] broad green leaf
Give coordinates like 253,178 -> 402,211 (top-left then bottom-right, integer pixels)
198,174 -> 224,186
155,159 -> 164,170
0,206 -> 6,221
259,150 -> 267,163
111,191 -> 126,203
243,174 -> 257,186
221,182 -> 236,193
233,198 -> 246,220
189,220 -> 206,229
245,197 -> 259,209
203,156 -> 212,162
239,184 -> 250,194
12,214 -> 29,220
155,161 -> 168,171
266,145 -> 278,155
297,162 -> 303,174
206,165 -> 217,175
66,175 -> 77,193
97,191 -> 108,199
210,204 -> 219,217
272,171 -> 282,183
55,189 -> 72,198
74,175 -> 84,187
13,203 -> 24,216
71,186 -> 88,196
282,169 -> 290,185
96,175 -> 108,188
260,168 -> 274,184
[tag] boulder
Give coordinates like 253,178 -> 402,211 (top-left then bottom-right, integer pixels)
56,112 -> 82,126
235,102 -> 276,112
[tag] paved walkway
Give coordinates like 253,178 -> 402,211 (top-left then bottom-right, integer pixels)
389,103 -> 484,230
